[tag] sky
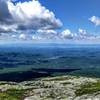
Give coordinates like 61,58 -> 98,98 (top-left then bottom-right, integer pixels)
0,0 -> 100,43
39,0 -> 100,33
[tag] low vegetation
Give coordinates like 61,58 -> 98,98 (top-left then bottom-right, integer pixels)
0,88 -> 26,100
0,76 -> 100,100
75,81 -> 100,96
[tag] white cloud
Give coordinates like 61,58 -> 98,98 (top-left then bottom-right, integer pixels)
0,27 -> 99,42
78,28 -> 87,35
0,0 -> 62,32
0,24 -> 17,32
36,29 -> 58,40
32,35 -> 42,40
61,29 -> 73,39
11,34 -> 16,38
37,29 -> 57,34
11,0 -> 18,2
89,16 -> 100,26
19,33 -> 26,40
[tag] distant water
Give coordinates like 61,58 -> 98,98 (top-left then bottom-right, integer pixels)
0,43 -> 100,81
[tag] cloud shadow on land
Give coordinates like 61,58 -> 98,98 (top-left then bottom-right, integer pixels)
0,68 -> 80,82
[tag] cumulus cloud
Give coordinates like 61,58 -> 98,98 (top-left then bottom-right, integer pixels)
77,28 -> 91,40
37,29 -> 57,34
36,29 -> 59,40
61,29 -> 73,39
0,0 -> 62,32
19,33 -> 26,40
89,16 -> 100,26
78,28 -> 87,35
11,34 -> 16,38
32,35 -> 42,40
0,24 -> 17,32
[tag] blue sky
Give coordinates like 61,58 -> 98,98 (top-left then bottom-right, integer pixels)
39,0 -> 100,33
0,0 -> 100,43
13,0 -> 100,34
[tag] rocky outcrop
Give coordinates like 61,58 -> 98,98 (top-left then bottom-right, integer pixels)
0,75 -> 100,100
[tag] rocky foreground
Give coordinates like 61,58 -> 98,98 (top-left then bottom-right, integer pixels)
0,75 -> 100,100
